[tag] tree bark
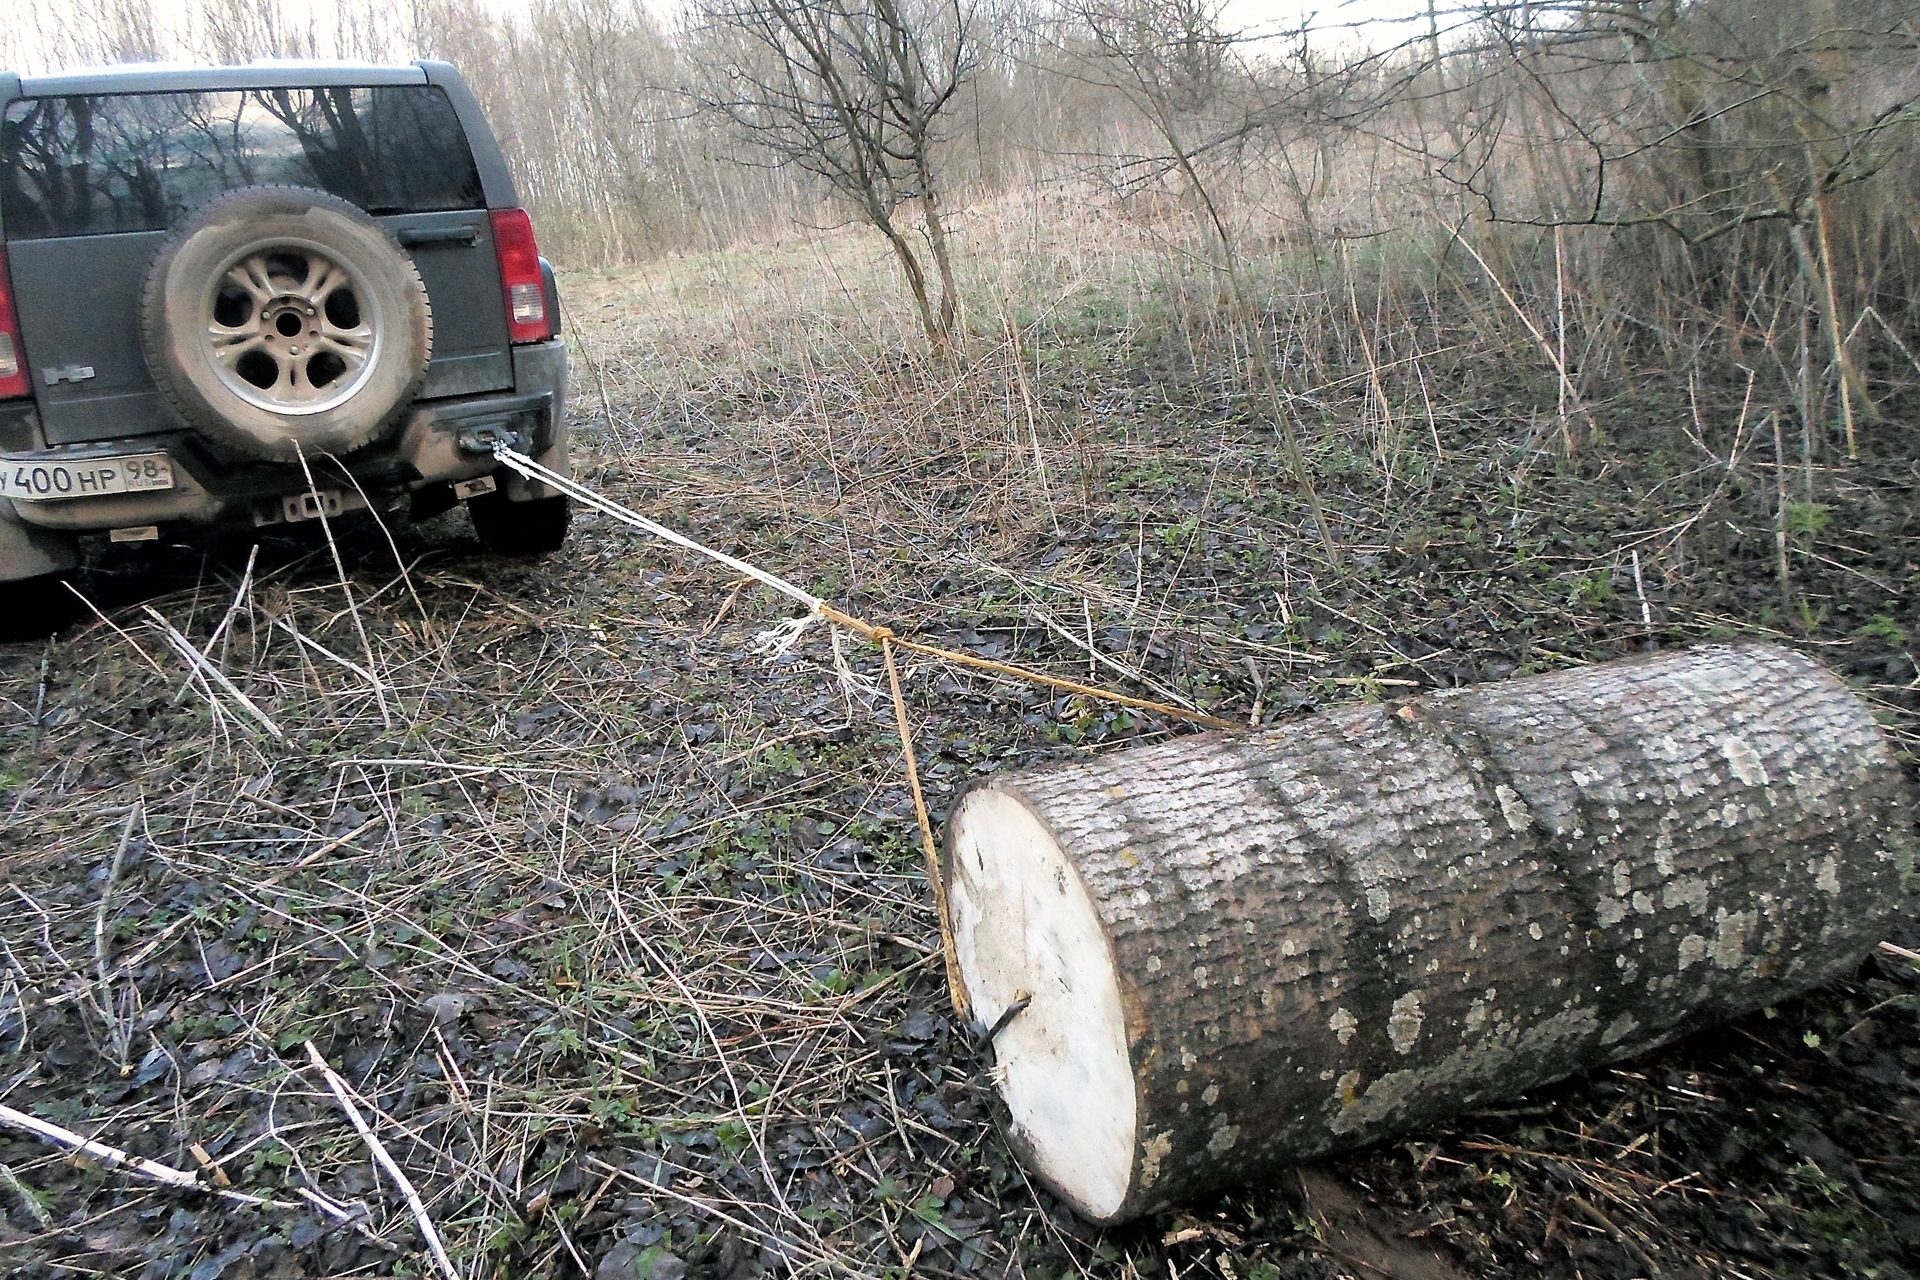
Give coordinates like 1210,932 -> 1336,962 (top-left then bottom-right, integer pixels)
918,186 -> 959,347
878,222 -> 943,352
943,644 -> 1917,1224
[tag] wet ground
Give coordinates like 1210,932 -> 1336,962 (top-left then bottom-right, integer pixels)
2,305 -> 1916,1278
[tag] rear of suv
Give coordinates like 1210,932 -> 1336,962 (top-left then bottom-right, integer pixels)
0,60 -> 571,634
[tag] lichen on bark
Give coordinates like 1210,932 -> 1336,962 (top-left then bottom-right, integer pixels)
948,644 -> 1918,1224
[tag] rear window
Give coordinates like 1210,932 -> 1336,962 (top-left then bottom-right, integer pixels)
0,86 -> 484,239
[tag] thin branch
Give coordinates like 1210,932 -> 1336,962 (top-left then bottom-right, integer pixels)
303,1042 -> 460,1280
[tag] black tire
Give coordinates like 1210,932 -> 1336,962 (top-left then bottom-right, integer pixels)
470,492 -> 571,557
0,575 -> 81,642
141,186 -> 433,462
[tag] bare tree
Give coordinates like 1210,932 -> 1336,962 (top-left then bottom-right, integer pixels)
17,0 -> 166,71
1399,1 -> 1920,457
1062,0 -> 1343,564
695,0 -> 975,350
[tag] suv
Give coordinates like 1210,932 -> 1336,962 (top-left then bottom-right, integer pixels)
0,60 -> 571,633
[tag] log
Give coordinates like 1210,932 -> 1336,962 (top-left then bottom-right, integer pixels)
942,644 -> 1916,1224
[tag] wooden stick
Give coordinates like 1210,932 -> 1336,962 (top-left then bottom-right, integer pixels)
273,617 -> 387,697
0,1103 -> 272,1208
91,805 -> 140,1067
1770,410 -> 1793,609
303,1041 -> 459,1280
880,635 -> 969,1021
176,544 -> 258,705
143,606 -> 285,740
292,443 -> 392,730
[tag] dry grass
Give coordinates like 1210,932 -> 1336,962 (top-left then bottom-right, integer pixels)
0,526 -> 989,1274
2,182 -> 1918,1278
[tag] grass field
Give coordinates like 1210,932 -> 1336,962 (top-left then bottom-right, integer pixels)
2,203 -> 1918,1279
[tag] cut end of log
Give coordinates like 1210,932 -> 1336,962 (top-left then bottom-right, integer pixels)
947,786 -> 1135,1220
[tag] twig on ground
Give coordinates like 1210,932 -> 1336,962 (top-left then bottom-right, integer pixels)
143,606 -> 285,741
293,443 -> 393,730
302,1041 -> 460,1280
324,455 -> 440,644
64,584 -> 171,678
0,1102 -> 274,1208
30,648 -> 48,751
1028,602 -> 1195,710
1630,550 -> 1653,639
177,544 -> 259,704
90,804 -> 140,1068
272,617 -> 388,698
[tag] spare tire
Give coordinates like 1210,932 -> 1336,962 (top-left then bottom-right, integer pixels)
141,186 -> 433,461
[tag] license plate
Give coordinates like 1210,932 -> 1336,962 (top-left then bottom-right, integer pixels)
0,453 -> 174,501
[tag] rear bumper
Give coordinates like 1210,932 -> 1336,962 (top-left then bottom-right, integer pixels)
0,511 -> 80,579
0,339 -> 567,573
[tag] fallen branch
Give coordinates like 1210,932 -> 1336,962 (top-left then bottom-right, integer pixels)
0,1102 -> 273,1208
143,606 -> 285,741
272,617 -> 388,700
91,805 -> 140,1068
303,1041 -> 459,1280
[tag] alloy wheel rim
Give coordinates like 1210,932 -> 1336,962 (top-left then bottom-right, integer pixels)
200,242 -> 382,417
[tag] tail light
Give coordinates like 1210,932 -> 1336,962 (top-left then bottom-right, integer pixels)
0,248 -> 29,399
489,208 -> 553,343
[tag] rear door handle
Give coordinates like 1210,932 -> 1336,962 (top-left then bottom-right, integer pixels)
398,225 -> 481,248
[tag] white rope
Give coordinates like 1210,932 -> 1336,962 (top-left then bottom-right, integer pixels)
493,447 -> 823,612
494,447 -> 911,708
752,611 -> 820,658
830,624 -> 885,706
